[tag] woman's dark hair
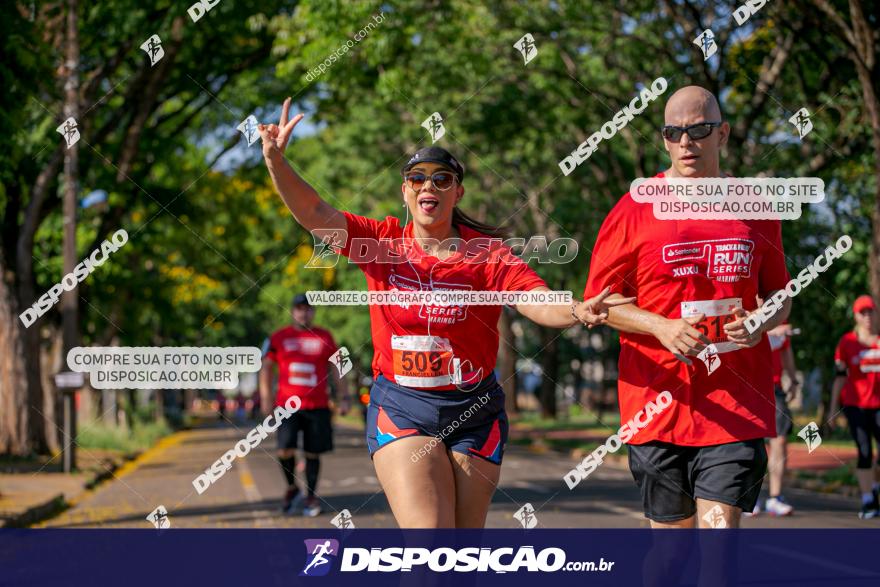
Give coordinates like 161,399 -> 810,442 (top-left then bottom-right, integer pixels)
451,207 -> 509,239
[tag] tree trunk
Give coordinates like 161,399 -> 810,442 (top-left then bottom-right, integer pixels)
538,327 -> 559,418
61,0 -> 80,358
497,308 -> 518,415
38,324 -> 63,453
0,254 -> 32,455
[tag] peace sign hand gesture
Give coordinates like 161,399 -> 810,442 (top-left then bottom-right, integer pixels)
258,97 -> 304,159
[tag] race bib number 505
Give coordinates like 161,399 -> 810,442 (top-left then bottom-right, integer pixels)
391,335 -> 460,388
680,298 -> 742,354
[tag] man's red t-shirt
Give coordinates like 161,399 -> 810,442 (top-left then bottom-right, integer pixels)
263,325 -> 337,410
834,332 -> 880,409
584,174 -> 791,446
339,212 -> 546,390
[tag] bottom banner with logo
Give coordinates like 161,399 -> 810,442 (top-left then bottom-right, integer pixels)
2,529 -> 879,586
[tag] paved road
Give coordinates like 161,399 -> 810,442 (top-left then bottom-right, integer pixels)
41,418 -> 874,529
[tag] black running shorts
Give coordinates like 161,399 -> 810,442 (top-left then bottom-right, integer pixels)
628,439 -> 767,522
276,408 -> 333,454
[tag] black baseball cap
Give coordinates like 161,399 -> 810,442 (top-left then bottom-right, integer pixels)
401,146 -> 465,181
291,293 -> 311,307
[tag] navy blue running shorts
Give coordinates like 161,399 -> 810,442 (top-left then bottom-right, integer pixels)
365,374 -> 508,465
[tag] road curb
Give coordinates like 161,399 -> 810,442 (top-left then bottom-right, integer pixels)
25,430 -> 191,528
1,494 -> 66,528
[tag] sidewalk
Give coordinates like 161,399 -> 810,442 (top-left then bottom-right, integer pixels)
0,449 -> 133,527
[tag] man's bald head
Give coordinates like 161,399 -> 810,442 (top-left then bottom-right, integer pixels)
661,85 -> 729,178
664,86 -> 722,125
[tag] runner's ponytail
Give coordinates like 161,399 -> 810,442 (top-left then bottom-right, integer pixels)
451,207 -> 509,239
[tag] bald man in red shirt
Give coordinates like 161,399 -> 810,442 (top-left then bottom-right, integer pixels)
583,86 -> 792,529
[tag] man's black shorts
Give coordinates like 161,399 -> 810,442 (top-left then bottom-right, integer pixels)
773,384 -> 793,437
628,439 -> 767,522
276,408 -> 333,454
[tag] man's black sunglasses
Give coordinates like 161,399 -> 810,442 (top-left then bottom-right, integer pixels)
661,122 -> 723,141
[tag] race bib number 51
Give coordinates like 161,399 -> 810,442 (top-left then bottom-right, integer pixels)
680,298 -> 742,354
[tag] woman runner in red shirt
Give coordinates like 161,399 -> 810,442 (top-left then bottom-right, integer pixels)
830,295 -> 880,519
258,99 -> 631,528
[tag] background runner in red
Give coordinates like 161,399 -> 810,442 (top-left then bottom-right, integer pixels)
771,337 -> 791,386
835,332 -> 880,409
264,325 -> 337,410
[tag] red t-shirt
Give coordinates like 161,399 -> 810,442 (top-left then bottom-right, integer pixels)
834,331 -> 880,409
263,325 -> 337,410
584,174 -> 791,446
770,336 -> 790,386
339,212 -> 546,390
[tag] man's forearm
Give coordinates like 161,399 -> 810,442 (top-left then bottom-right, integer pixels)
782,347 -> 798,381
259,370 -> 273,413
604,300 -> 666,337
829,377 -> 845,412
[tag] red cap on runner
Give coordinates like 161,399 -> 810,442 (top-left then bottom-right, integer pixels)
853,295 -> 875,314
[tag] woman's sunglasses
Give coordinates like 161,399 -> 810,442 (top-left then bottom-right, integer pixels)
404,171 -> 458,191
661,122 -> 723,141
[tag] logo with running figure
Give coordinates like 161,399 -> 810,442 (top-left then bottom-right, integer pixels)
514,33 -> 538,65
300,538 -> 339,577
146,505 -> 170,529
797,421 -> 822,453
698,344 -> 721,375
701,504 -> 727,528
693,29 -> 717,60
305,229 -> 347,268
329,347 -> 353,378
330,509 -> 356,529
56,117 -> 80,149
789,108 -> 813,139
140,34 -> 164,66
237,114 -> 260,147
514,503 -> 538,529
421,112 -> 445,143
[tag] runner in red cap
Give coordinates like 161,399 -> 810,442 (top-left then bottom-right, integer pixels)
258,99 -> 632,528
830,294 -> 880,519
583,86 -> 791,529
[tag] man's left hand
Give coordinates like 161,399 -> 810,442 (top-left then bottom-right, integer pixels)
723,308 -> 762,349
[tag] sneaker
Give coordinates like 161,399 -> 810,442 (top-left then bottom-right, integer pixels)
283,488 -> 305,514
858,496 -> 880,520
302,496 -> 322,518
742,503 -> 760,517
765,496 -> 794,517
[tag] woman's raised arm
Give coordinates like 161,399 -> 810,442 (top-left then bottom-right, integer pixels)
259,98 -> 347,236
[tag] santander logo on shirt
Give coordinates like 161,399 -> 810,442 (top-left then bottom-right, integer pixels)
663,238 -> 755,283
